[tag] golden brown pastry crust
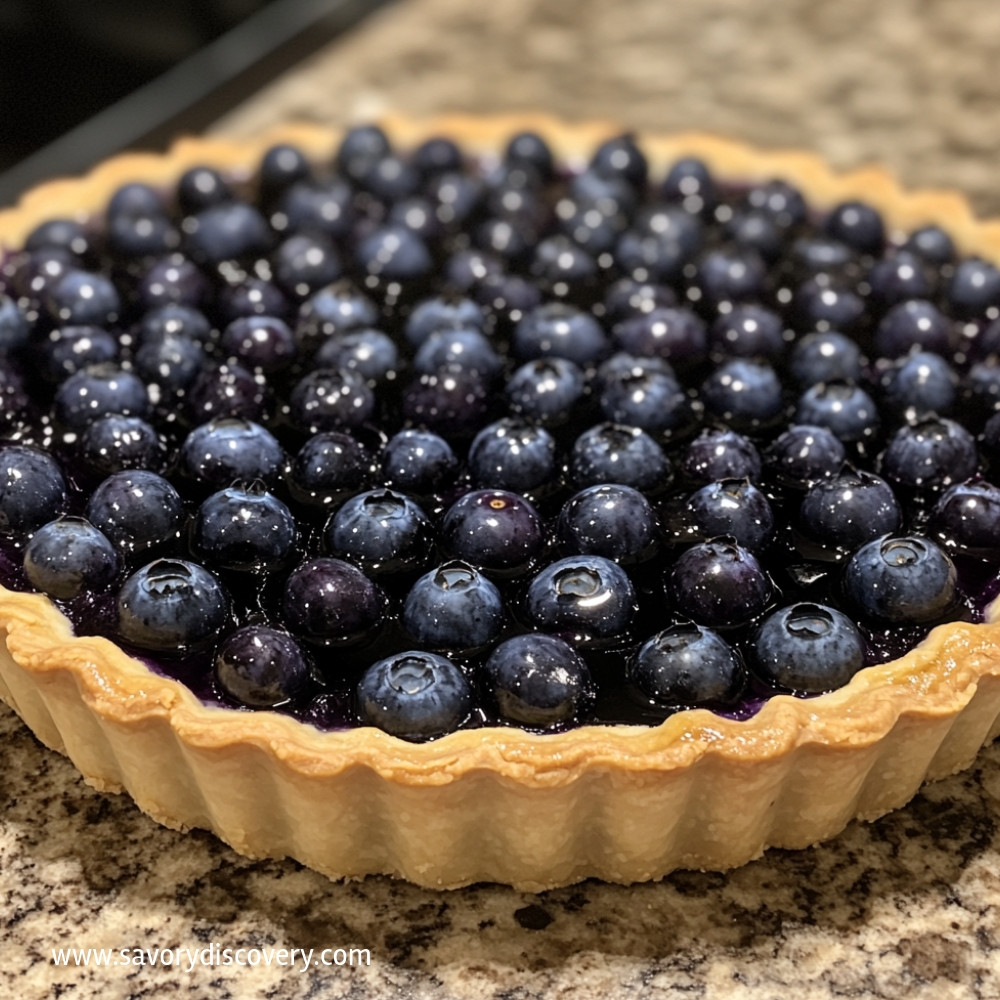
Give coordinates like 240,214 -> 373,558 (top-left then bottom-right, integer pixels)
2,115 -> 1000,890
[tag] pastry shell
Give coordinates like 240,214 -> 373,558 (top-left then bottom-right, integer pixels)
2,116 -> 1000,891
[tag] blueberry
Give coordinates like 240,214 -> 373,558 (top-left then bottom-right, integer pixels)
441,489 -> 544,575
117,559 -> 228,652
946,258 -> 1000,319
425,171 -> 484,229
276,178 -> 355,240
505,358 -> 586,426
47,270 -> 121,326
752,603 -> 865,693
442,248 -> 504,293
723,209 -> 783,263
325,488 -> 433,577
963,359 -> 1000,414
596,351 -> 675,387
413,328 -> 501,380
867,251 -> 932,311
137,302 -> 212,346
666,540 -> 772,628
295,282 -> 379,350
513,302 -> 609,365
258,143 -> 312,203
221,315 -> 296,373
175,166 -> 231,215
214,625 -> 311,709
53,364 -> 150,431
600,366 -> 693,437
23,517 -> 118,600
402,560 -> 504,652
217,276 -> 289,324
881,351 -> 958,419
79,414 -> 166,477
336,125 -> 391,182
789,331 -> 863,387
931,479 -> 1000,558
485,634 -> 592,728
524,555 -> 637,644
570,422 -> 670,492
86,470 -> 186,558
794,380 -> 880,443
391,196 -> 447,242
764,424 -> 845,488
467,419 -> 557,493
184,201 -> 271,264
700,359 -> 784,432
874,299 -> 952,358
0,367 -> 28,427
401,364 -> 490,436
798,468 -> 901,553
602,278 -> 678,323
680,429 -> 762,486
0,445 -> 67,536
380,429 -> 457,495
614,225 -> 696,284
628,624 -> 744,708
791,276 -> 865,334
661,157 -> 717,217
788,235 -> 855,279
181,418 -> 285,489
843,536 -> 956,624
530,235 -> 598,298
291,430 -> 373,504
136,257 -> 210,311
186,363 -> 267,424
612,306 -> 708,368
282,557 -> 383,645
271,233 -> 343,300
504,131 -> 554,180
824,201 -> 885,255
684,479 -> 774,551
108,182 -> 163,218
691,247 -> 767,308
194,485 -> 297,572
413,135 -> 464,176
0,295 -> 30,353
25,218 -> 91,258
557,484 -> 660,565
134,333 -> 205,391
40,325 -> 119,381
405,294 -> 485,348
357,651 -> 473,741
745,179 -> 808,229
556,196 -> 625,255
288,368 -> 376,433
356,224 -> 432,282
902,225 -> 955,266
880,417 -> 978,490
590,133 -> 648,188
106,206 -> 176,259
709,303 -> 785,360
359,153 -> 421,202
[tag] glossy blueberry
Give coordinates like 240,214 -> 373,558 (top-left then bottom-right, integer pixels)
181,418 -> 285,488
505,357 -> 585,426
325,488 -> 433,577
556,196 -> 625,256
602,278 -> 678,323
485,634 -> 592,728
709,304 -> 785,360
666,540 -> 772,629
880,417 -> 978,490
47,270 -> 121,326
295,282 -> 380,349
214,625 -> 311,709
9,247 -> 75,304
0,295 -> 30,353
467,419 -> 557,493
881,351 -> 958,419
221,315 -> 296,373
357,651 -> 472,741
136,302 -> 212,346
569,170 -> 637,218
402,560 -> 504,652
24,218 -> 91,258
258,143 -> 312,203
661,157 -> 717,217
685,479 -> 774,551
946,258 -> 1000,319
275,177 -> 354,239
391,197 -> 447,242
752,603 -> 865,693
136,256 -> 210,311
86,471 -> 186,557
176,165 -> 231,214
291,431 -> 372,504
744,179 -> 807,229
570,422 -> 670,492
315,328 -> 399,385
680,429 -> 761,486
963,358 -> 1000,413
529,235 -> 598,297
413,135 -> 463,176
590,133 -> 648,188
692,247 -> 767,308
788,331 -> 863,387
108,182 -> 162,218
628,625 -> 743,708
217,275 -> 289,324
23,517 -> 118,600
194,485 -> 297,572
791,276 -> 865,334
40,325 -> 119,381
359,153 -> 420,202
404,295 -> 485,349
596,351 -> 675,386
798,468 -> 901,552
867,251 -> 932,311
271,233 -> 343,300
413,328 -> 501,380
764,424 -> 845,488
504,131 -> 554,180
474,272 -> 543,325
844,536 -> 956,624
902,225 -> 956,266
823,201 -> 885,255
356,224 -> 432,282
53,364 -> 149,430
424,171 -> 484,229
558,483 -> 659,564
282,557 -> 382,645
787,235 -> 855,280
524,555 -> 637,644
0,366 -> 28,427
874,299 -> 952,358
186,363 -> 267,423
612,306 -> 708,368
600,366 -> 693,437
134,333 -> 205,391
440,489 -> 543,575
442,248 -> 504,293
106,208 -> 176,259
512,303 -> 609,365
794,380 -> 879,443
79,414 -> 165,477
723,209 -> 783,263
401,364 -> 490,436
336,124 -> 391,184
0,445 -> 67,536
931,479 -> 1000,558
184,201 -> 271,264
614,225 -> 696,284
289,368 -> 376,433
117,559 -> 228,652
700,359 -> 784,432
380,429 -> 457,495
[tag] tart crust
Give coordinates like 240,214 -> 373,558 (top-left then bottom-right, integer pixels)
2,115 -> 1000,891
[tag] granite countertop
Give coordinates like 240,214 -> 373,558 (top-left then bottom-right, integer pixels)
5,0 -> 1000,997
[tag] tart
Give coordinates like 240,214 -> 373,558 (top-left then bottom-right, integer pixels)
1,114 -> 999,892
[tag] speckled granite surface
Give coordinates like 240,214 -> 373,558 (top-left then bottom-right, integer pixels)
5,1 -> 1000,997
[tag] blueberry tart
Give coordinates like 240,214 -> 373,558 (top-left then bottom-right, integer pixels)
1,115 -> 999,890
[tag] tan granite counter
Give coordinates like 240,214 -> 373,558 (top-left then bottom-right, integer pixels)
4,0 -> 1000,997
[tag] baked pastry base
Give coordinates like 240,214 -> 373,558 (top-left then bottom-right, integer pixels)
2,116 -> 1000,890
